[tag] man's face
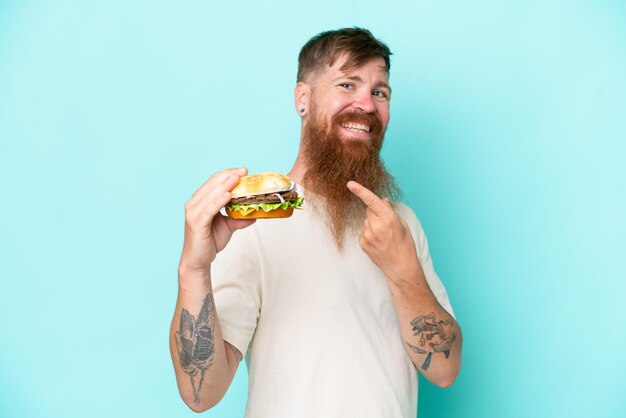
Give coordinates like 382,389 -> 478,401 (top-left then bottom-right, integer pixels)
306,55 -> 391,152
300,55 -> 399,249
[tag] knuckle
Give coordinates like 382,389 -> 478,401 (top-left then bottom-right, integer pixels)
370,221 -> 383,234
185,212 -> 197,225
359,236 -> 368,249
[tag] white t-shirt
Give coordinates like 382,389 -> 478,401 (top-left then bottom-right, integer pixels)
211,191 -> 454,418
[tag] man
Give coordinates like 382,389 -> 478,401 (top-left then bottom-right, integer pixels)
170,28 -> 462,417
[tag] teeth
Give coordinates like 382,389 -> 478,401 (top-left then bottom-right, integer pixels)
342,123 -> 370,133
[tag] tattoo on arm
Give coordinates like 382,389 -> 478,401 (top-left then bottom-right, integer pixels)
406,312 -> 457,371
175,294 -> 216,405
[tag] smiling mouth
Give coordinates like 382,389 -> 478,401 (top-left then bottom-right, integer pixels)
341,122 -> 371,133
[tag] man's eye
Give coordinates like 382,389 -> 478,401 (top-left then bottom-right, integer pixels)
339,83 -> 353,89
373,90 -> 388,98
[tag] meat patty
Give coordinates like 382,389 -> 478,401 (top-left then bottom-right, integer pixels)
230,190 -> 299,205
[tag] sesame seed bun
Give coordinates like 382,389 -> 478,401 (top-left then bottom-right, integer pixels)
230,172 -> 292,199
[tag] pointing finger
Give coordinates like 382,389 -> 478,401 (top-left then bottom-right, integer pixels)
346,180 -> 387,216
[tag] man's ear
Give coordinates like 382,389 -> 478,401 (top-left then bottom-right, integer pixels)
295,82 -> 310,116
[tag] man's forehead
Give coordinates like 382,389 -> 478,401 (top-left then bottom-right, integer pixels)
333,54 -> 387,72
319,55 -> 389,81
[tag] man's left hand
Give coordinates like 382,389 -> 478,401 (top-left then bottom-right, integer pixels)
347,180 -> 422,285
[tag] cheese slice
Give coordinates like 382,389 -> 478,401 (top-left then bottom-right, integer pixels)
237,207 -> 256,216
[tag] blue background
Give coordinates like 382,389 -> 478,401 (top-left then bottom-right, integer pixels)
1,1 -> 625,417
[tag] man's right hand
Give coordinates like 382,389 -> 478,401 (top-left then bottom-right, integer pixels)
179,167 -> 256,279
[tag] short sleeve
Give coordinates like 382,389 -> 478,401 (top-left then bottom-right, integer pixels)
210,226 -> 262,357
395,203 -> 455,319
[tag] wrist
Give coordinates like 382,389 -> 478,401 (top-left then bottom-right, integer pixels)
386,268 -> 419,291
178,263 -> 211,288
385,262 -> 434,299
384,258 -> 423,286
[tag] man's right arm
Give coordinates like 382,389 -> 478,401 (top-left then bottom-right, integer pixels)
169,270 -> 241,411
169,168 -> 254,412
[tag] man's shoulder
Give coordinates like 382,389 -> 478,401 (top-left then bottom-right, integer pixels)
393,201 -> 418,222
393,202 -> 427,240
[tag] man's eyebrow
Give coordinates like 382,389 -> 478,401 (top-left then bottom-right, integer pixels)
373,80 -> 392,93
331,75 -> 364,84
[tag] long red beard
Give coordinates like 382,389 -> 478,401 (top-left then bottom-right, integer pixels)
302,104 -> 401,249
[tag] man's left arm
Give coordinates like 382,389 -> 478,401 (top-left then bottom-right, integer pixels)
347,181 -> 463,388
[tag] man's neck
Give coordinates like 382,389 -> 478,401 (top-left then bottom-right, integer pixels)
287,142 -> 307,185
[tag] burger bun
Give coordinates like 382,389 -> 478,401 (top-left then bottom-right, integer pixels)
230,172 -> 292,198
225,207 -> 294,219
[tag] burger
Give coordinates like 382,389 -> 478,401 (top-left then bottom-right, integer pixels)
225,172 -> 304,219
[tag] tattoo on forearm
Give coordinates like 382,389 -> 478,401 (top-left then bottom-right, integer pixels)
406,312 -> 457,370
175,294 -> 216,404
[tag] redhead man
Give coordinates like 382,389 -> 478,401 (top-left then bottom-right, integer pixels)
170,27 -> 462,417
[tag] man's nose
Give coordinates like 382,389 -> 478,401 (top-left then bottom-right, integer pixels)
353,91 -> 376,113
